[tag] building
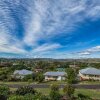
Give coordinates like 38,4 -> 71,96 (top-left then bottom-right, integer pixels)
44,72 -> 67,81
34,68 -> 43,73
79,67 -> 100,81
13,69 -> 33,79
69,64 -> 79,69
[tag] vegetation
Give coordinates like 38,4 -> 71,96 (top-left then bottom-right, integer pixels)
66,68 -> 76,84
49,84 -> 61,100
0,58 -> 100,99
16,86 -> 36,95
0,85 -> 10,100
63,84 -> 75,99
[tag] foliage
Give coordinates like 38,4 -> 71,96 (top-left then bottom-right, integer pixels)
35,73 -> 44,83
8,95 -> 24,100
77,93 -> 92,100
63,84 -> 75,98
32,93 -> 49,100
16,86 -> 36,95
0,85 -> 10,96
50,84 -> 59,91
22,74 -> 33,81
66,68 -> 76,84
8,93 -> 49,100
0,85 -> 10,100
49,84 -> 61,100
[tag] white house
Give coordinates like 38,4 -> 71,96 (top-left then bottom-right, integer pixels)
79,67 -> 100,81
13,69 -> 33,79
44,72 -> 67,81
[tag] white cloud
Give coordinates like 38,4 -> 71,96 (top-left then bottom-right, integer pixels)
0,0 -> 100,57
33,43 -> 61,52
23,0 -> 100,46
77,46 -> 100,56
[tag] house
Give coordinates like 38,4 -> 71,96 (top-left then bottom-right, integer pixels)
13,69 -> 33,79
44,71 -> 67,81
69,64 -> 79,69
34,68 -> 43,73
79,67 -> 100,81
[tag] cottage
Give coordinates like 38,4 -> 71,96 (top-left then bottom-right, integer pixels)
13,69 -> 33,79
79,67 -> 100,81
44,72 -> 67,81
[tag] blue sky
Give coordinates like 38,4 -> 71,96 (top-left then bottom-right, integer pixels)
0,0 -> 100,58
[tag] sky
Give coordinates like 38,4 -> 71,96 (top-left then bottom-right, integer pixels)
0,0 -> 100,58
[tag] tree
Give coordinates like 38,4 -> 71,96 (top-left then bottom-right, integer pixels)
66,68 -> 76,84
35,73 -> 44,83
63,84 -> 75,99
49,84 -> 61,100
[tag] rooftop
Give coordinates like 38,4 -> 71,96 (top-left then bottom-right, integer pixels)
14,69 -> 33,75
79,67 -> 100,76
44,71 -> 67,76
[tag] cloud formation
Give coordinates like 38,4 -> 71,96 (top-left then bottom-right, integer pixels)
0,0 -> 100,58
77,46 -> 100,56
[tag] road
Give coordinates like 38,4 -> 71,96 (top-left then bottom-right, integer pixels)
1,84 -> 100,89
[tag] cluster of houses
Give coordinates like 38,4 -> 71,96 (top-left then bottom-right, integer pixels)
12,66 -> 100,81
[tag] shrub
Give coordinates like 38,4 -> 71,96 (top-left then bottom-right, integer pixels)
49,84 -> 61,100
16,86 -> 36,95
22,74 -> 33,81
35,73 -> 44,83
8,95 -> 24,100
63,84 -> 75,98
77,93 -> 92,100
0,85 -> 10,100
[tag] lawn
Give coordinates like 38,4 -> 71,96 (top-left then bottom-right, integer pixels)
79,81 -> 100,85
35,88 -> 100,99
75,89 -> 100,99
9,87 -> 100,99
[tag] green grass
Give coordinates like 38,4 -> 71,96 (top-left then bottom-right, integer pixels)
36,88 -> 100,99
9,87 -> 100,99
75,89 -> 100,99
0,81 -> 38,85
42,80 -> 67,84
79,81 -> 100,85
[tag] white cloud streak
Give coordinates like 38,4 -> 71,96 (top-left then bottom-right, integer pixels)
77,46 -> 100,56
0,0 -> 100,57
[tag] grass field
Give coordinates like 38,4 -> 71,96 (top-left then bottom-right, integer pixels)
32,88 -> 100,99
10,88 -> 100,99
79,81 -> 100,85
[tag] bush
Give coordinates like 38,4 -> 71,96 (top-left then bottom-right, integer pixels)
77,93 -> 92,100
0,85 -> 10,100
63,84 -> 75,98
16,86 -> 36,95
8,95 -> 24,100
49,84 -> 61,100
8,93 -> 49,100
22,74 -> 33,81
35,73 -> 44,83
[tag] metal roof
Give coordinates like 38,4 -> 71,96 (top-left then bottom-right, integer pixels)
79,67 -> 100,76
44,72 -> 67,76
14,69 -> 33,75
